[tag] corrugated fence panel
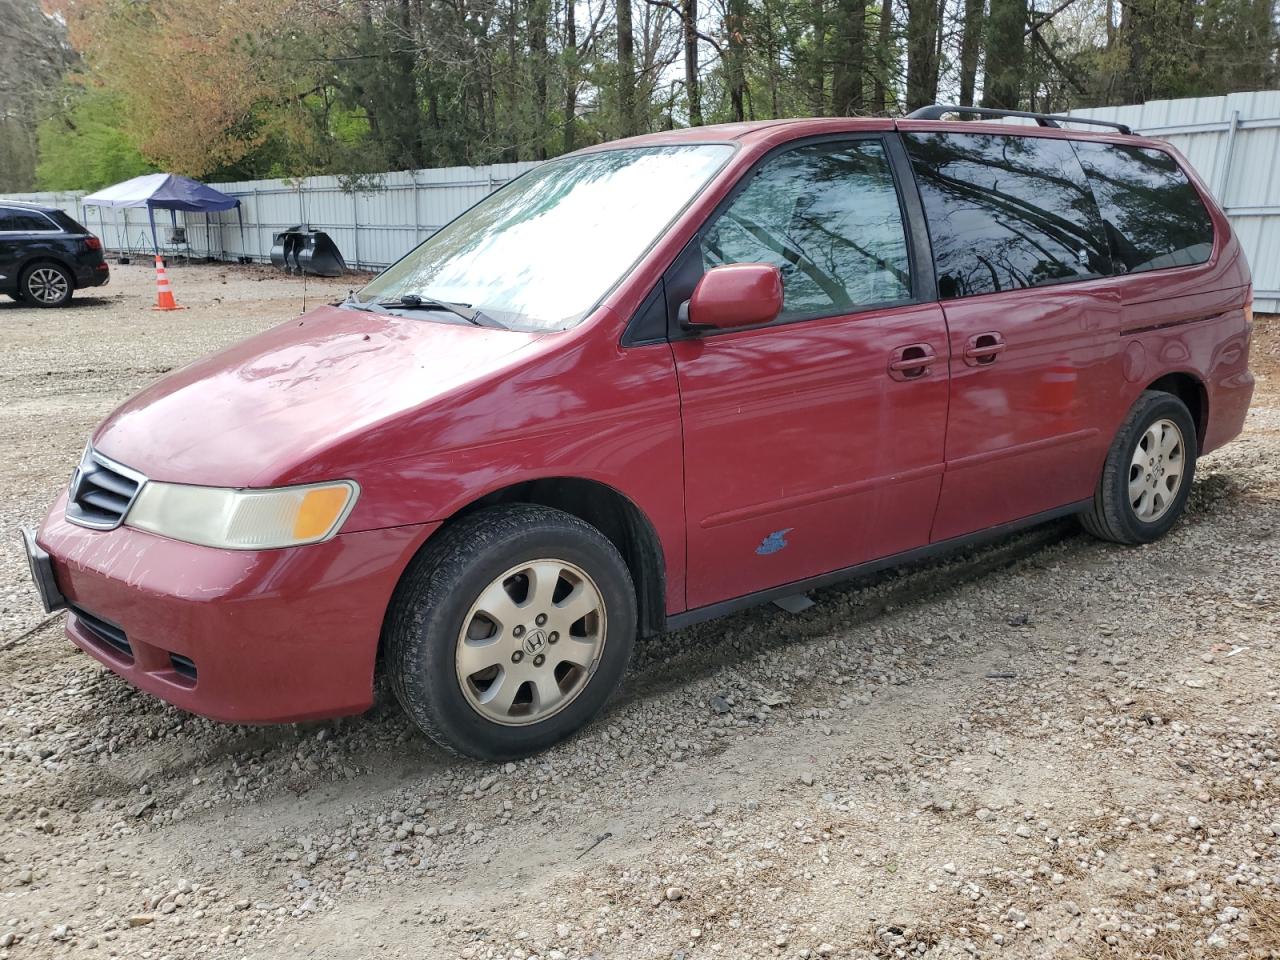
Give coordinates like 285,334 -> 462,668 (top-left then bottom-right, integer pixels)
1071,91 -> 1280,311
0,161 -> 540,273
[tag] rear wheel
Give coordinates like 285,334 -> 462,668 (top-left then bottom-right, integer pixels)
1080,390 -> 1198,545
386,505 -> 636,760
21,262 -> 73,307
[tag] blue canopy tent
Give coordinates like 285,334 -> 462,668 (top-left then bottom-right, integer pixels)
81,173 -> 244,257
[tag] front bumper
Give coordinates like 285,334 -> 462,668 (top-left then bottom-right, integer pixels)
35,490 -> 436,724
21,527 -> 66,613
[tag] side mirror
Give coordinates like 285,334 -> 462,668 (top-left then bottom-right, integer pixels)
684,263 -> 783,332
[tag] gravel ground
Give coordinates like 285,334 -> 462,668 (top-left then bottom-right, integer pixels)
1,262 -> 1278,960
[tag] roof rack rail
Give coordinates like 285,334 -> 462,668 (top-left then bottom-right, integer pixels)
905,104 -> 1133,136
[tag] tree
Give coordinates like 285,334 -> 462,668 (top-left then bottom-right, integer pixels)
871,1 -> 896,113
724,0 -> 750,120
617,0 -> 639,134
981,0 -> 1027,107
36,88 -> 154,191
957,0 -> 984,105
564,0 -> 580,150
905,0 -> 941,109
831,0 -> 868,114
24,0 -> 1280,192
683,0 -> 703,124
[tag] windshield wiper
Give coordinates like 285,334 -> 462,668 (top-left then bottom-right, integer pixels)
376,294 -> 505,329
341,292 -> 506,328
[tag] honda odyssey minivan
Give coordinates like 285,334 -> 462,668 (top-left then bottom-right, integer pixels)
25,107 -> 1255,760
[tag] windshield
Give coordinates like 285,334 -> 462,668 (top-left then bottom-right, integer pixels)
356,144 -> 734,332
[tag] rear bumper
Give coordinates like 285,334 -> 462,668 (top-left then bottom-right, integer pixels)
36,490 -> 436,724
1202,369 -> 1254,456
75,261 -> 110,288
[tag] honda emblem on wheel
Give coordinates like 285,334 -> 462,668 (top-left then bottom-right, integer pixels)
522,629 -> 547,656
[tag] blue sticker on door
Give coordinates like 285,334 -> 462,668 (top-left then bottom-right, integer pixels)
756,528 -> 794,556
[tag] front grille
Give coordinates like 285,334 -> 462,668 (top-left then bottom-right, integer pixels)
72,606 -> 133,661
65,446 -> 146,530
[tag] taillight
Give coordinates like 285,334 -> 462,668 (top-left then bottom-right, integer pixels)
83,236 -> 102,251
1244,285 -> 1254,333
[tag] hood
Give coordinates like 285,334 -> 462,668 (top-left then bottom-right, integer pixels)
93,304 -> 541,487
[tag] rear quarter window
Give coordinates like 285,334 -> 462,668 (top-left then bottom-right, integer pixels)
47,210 -> 88,234
1071,142 -> 1215,273
903,132 -> 1110,299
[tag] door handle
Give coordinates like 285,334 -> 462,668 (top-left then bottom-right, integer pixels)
888,343 -> 936,381
963,332 -> 1006,366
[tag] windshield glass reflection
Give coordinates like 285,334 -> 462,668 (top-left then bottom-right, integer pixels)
358,145 -> 734,332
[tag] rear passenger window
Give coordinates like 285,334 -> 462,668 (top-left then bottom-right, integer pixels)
903,132 -> 1110,299
1072,142 -> 1215,273
0,209 -> 56,232
701,139 -> 912,320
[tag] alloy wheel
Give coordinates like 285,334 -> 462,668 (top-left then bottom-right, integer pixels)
1129,418 -> 1185,522
455,559 -> 606,726
27,268 -> 69,305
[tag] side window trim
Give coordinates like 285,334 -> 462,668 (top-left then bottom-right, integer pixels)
661,132 -> 926,342
884,132 -> 938,304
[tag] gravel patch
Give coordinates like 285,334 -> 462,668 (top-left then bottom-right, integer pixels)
1,265 -> 1277,959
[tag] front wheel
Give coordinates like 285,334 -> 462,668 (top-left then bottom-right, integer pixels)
1080,390 -> 1198,545
385,505 -> 636,760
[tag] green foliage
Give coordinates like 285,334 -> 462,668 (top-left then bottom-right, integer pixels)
35,88 -> 155,191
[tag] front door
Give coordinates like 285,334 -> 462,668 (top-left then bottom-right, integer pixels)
669,136 -> 951,611
898,128 -> 1125,541
0,207 -> 24,292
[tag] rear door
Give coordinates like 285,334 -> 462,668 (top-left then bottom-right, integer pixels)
899,128 -> 1124,541
669,135 -> 951,610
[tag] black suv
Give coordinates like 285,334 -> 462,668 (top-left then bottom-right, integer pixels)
0,201 -> 109,307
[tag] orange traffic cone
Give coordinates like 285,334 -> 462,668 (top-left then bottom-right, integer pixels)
152,255 -> 187,311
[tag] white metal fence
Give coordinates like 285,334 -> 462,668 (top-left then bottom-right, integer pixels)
0,162 -> 540,272
3,92 -> 1279,306
1070,90 -> 1280,312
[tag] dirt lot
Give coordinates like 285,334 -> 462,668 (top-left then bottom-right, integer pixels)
1,262 -> 1278,960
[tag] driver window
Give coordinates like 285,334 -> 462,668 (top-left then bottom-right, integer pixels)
700,139 -> 912,321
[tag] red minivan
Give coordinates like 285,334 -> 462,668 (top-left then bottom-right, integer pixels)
25,107 -> 1255,759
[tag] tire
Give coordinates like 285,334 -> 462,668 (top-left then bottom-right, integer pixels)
386,505 -> 636,760
1080,390 -> 1198,545
21,262 -> 74,308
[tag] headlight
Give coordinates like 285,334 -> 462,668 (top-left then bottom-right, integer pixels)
125,480 -> 359,550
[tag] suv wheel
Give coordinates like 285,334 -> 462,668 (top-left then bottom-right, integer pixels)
386,505 -> 636,760
21,263 -> 73,307
1080,390 -> 1198,545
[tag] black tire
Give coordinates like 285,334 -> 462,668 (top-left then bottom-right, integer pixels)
1080,390 -> 1198,545
20,262 -> 74,308
385,505 -> 636,760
